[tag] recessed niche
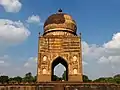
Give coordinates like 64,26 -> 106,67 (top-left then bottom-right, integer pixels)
73,56 -> 77,62
73,69 -> 77,74
43,56 -> 47,61
42,69 -> 47,74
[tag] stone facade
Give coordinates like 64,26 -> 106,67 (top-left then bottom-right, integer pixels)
0,83 -> 120,90
37,10 -> 83,82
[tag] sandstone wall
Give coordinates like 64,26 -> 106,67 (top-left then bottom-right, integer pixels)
0,83 -> 120,90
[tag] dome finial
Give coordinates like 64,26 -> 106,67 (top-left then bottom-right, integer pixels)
58,9 -> 62,13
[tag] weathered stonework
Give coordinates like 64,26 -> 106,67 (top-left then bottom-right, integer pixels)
0,83 -> 120,90
37,10 -> 83,82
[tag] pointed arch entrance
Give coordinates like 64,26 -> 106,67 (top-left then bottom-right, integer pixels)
51,57 -> 68,81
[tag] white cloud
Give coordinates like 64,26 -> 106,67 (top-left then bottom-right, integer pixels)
82,61 -> 88,66
98,56 -> 120,64
0,0 -> 22,13
0,60 -> 4,64
82,32 -> 120,79
0,19 -> 30,46
26,15 -> 40,24
0,55 -> 10,66
24,62 -> 29,67
103,33 -> 120,49
0,56 -> 37,77
0,73 -> 6,76
24,57 -> 37,68
82,32 -> 120,64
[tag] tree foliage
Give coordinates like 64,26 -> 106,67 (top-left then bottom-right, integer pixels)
22,72 -> 34,82
53,75 -> 59,81
93,74 -> 120,84
9,76 -> 22,83
0,76 -> 9,83
62,71 -> 67,81
114,74 -> 120,84
0,72 -> 120,84
83,75 -> 92,82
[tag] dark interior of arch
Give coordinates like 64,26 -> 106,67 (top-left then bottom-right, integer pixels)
51,56 -> 68,81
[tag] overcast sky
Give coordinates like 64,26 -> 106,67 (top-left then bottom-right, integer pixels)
0,0 -> 120,80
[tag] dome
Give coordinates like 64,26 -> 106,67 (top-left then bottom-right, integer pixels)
43,9 -> 77,35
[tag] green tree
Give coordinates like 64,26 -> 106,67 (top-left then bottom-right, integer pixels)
0,76 -> 9,83
23,72 -> 34,82
83,75 -> 92,82
53,75 -> 59,81
93,77 -> 114,83
62,71 -> 67,81
32,75 -> 37,82
106,77 -> 115,83
13,76 -> 22,83
9,77 -> 13,82
93,77 -> 106,83
9,77 -> 15,83
9,76 -> 22,83
114,74 -> 120,84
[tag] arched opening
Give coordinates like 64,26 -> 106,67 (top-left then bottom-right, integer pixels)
51,57 -> 68,81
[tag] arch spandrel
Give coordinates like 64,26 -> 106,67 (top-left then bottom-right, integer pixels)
50,56 -> 69,65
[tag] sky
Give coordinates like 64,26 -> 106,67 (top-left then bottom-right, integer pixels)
0,0 -> 120,80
